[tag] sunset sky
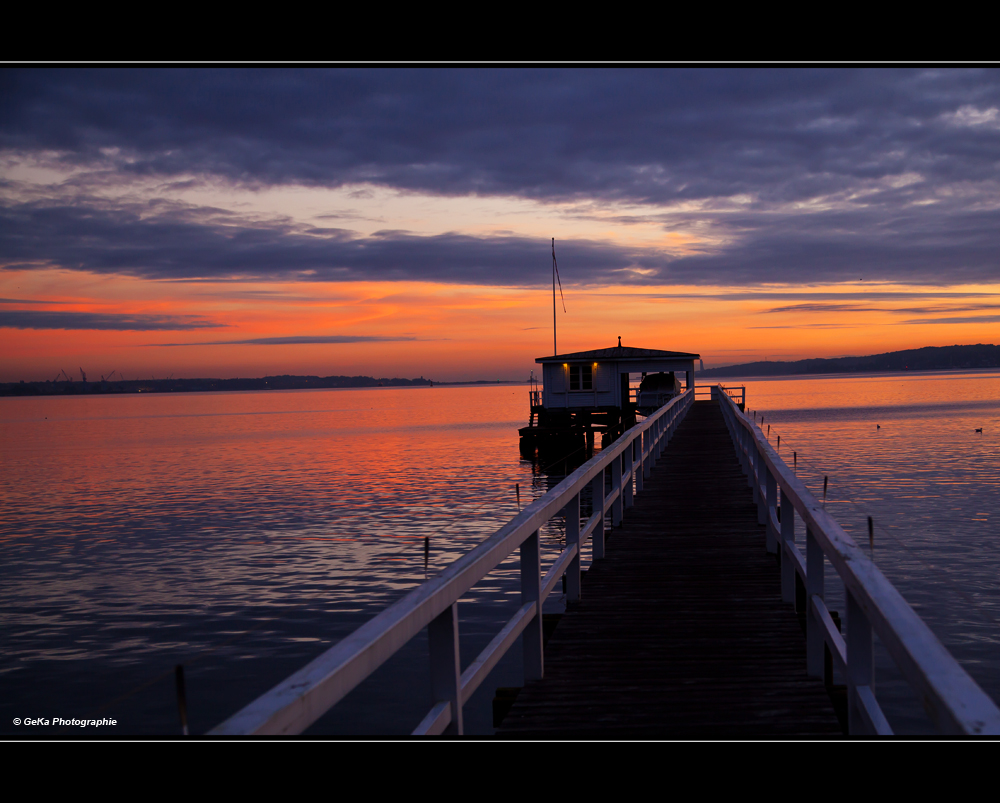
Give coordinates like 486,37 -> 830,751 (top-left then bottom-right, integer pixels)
3,68 -> 1000,382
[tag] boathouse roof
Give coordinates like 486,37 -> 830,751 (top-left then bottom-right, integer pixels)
536,346 -> 700,363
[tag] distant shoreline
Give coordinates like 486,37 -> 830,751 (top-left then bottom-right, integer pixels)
0,374 -> 527,397
699,366 -> 1000,383
698,344 -> 1000,379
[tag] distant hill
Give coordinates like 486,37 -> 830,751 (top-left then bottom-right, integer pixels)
0,374 -> 433,396
698,344 -> 1000,378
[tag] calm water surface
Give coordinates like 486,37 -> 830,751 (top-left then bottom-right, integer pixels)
1,385 -> 566,735
732,370 -> 1000,733
2,374 -> 999,735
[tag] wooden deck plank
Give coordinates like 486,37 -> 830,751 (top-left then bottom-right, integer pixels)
497,400 -> 843,738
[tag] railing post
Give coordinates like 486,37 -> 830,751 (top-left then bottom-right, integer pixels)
636,431 -> 645,491
591,468 -> 605,559
754,446 -> 765,520
520,530 -> 543,682
764,464 -> 777,552
428,602 -> 463,735
564,492 -> 581,602
743,421 -> 750,476
806,527 -> 825,678
611,450 -> 623,527
847,588 -> 875,735
780,489 -> 795,603
746,430 -> 755,491
642,427 -> 651,480
624,437 -> 634,509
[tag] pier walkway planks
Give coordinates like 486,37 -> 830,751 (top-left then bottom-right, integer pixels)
497,400 -> 843,738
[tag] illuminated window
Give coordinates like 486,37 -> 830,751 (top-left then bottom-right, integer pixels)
569,365 -> 593,391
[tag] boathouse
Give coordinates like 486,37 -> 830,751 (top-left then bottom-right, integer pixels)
520,340 -> 699,453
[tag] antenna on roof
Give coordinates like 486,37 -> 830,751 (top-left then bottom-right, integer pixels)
552,238 -> 565,355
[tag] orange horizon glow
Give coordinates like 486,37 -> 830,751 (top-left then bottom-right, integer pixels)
4,268 -> 1000,383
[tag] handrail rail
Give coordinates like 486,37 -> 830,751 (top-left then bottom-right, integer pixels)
210,389 -> 695,735
717,389 -> 1000,735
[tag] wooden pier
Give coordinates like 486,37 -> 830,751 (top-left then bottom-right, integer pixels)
498,401 -> 842,737
211,386 -> 1000,738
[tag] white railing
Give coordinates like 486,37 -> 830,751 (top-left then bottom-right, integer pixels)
210,389 -> 695,735
717,389 -> 1000,735
697,384 -> 744,406
723,384 -> 745,407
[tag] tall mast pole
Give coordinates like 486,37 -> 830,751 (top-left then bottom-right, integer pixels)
552,238 -> 557,355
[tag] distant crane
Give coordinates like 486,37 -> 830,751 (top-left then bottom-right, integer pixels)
60,369 -> 73,382
79,368 -> 87,382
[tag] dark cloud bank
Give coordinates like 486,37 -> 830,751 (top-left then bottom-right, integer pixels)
0,310 -> 222,330
3,196 -> 1000,287
6,69 -> 1000,203
4,69 -> 1000,287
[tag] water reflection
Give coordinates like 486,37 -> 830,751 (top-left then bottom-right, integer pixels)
1,386 -> 564,734
731,371 -> 1000,733
4,374 -> 998,735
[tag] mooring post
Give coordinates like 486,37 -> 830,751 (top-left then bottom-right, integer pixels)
806,527 -> 825,678
780,489 -> 795,604
591,468 -> 605,559
847,589 -> 875,735
428,602 -> 463,735
520,530 -> 543,682
564,492 -> 581,602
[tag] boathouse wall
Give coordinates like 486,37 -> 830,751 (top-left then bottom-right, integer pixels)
540,358 -> 696,409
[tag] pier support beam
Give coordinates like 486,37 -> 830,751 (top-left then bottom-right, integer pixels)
780,489 -> 795,604
611,450 -> 623,527
520,530 -> 543,682
564,493 -> 581,603
847,590 -> 875,735
755,446 -> 766,525
624,438 -> 634,509
591,469 -> 606,559
806,527 -> 825,678
428,603 -> 463,735
765,465 -> 777,553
